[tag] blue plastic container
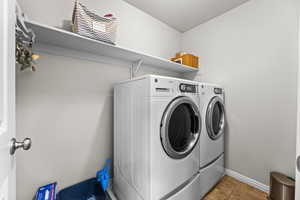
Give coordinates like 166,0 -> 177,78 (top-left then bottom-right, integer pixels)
56,178 -> 107,200
96,159 -> 111,192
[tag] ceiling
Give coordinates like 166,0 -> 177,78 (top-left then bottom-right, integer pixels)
123,0 -> 250,32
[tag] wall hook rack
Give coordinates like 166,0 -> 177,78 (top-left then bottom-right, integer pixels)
15,2 -> 39,72
130,59 -> 143,79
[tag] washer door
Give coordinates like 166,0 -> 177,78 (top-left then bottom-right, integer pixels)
161,96 -> 201,159
206,96 -> 225,140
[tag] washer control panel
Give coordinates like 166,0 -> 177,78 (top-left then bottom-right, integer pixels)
179,83 -> 197,93
151,76 -> 198,96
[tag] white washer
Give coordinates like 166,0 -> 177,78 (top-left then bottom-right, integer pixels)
114,75 -> 202,200
198,83 -> 226,199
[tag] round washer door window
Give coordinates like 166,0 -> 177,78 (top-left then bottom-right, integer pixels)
206,96 -> 225,140
161,96 -> 201,159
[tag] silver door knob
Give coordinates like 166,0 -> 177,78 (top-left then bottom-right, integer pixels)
10,138 -> 32,155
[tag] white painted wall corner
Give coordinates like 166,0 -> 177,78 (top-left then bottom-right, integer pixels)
225,169 -> 270,194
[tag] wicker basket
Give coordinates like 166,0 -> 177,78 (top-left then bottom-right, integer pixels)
72,1 -> 117,44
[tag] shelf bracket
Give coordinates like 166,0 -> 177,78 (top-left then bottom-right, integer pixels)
130,59 -> 143,79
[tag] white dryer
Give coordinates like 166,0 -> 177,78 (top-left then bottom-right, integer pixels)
198,83 -> 225,199
114,75 -> 202,200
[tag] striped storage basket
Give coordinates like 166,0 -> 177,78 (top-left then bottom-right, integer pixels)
72,1 -> 117,44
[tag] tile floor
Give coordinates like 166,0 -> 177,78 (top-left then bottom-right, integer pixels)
203,176 -> 268,200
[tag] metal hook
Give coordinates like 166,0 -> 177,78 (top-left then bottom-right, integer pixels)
15,2 -> 35,44
130,59 -> 143,79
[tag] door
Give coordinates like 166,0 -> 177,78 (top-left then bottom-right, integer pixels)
206,96 -> 225,140
296,3 -> 300,197
161,96 -> 201,159
0,0 -> 16,199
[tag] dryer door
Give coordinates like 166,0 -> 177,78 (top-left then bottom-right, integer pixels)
161,96 -> 201,159
206,96 -> 225,140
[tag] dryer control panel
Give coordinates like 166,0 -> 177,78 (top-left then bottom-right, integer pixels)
179,83 -> 197,93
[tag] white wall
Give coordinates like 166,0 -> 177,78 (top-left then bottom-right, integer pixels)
16,0 -> 181,199
182,0 -> 298,185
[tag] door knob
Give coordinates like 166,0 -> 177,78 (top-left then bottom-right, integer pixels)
10,138 -> 32,155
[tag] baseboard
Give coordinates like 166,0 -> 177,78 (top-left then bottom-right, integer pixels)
106,178 -> 118,200
107,188 -> 118,200
108,170 -> 270,199
225,169 -> 270,193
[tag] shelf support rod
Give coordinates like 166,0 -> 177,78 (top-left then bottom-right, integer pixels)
130,59 -> 143,79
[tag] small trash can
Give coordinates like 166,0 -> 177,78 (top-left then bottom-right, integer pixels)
57,178 -> 108,200
269,172 -> 295,200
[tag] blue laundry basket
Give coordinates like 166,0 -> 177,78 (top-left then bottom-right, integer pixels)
57,178 -> 108,200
